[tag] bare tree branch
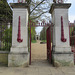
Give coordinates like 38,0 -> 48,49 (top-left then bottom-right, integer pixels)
30,0 -> 46,15
31,10 -> 48,20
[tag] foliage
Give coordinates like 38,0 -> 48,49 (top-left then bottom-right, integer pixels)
41,40 -> 46,43
28,18 -> 36,41
0,0 -> 12,51
31,27 -> 36,40
0,26 -> 12,51
71,27 -> 75,36
3,26 -> 12,44
30,0 -> 52,20
31,40 -> 36,43
40,27 -> 46,40
0,0 -> 12,22
28,26 -> 36,41
10,0 -> 52,21
70,26 -> 75,46
28,0 -> 67,20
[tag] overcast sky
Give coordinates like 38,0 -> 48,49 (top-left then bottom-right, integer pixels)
8,0 -> 75,22
66,0 -> 75,22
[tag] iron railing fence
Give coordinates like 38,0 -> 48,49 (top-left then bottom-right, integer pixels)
0,22 -> 12,51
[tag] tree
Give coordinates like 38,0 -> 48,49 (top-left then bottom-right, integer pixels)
28,19 -> 36,40
27,0 -> 52,41
31,27 -> 36,40
2,26 -> 12,51
8,0 -> 68,21
0,0 -> 12,51
0,0 -> 12,22
9,0 -> 52,21
40,27 -> 46,40
29,0 -> 52,20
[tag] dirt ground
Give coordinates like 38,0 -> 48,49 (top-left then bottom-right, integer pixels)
31,40 -> 47,60
31,40 -> 50,67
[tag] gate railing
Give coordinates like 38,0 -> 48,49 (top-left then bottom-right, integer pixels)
69,22 -> 75,64
0,22 -> 12,51
28,21 -> 52,65
46,23 -> 53,63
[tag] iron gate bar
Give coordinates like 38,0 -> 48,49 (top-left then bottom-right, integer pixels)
46,26 -> 52,63
29,24 -> 31,65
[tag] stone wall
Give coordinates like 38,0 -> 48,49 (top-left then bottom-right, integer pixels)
52,52 -> 74,67
0,51 -> 9,66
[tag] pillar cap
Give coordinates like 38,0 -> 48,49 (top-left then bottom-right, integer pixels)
10,3 -> 29,8
49,3 -> 71,14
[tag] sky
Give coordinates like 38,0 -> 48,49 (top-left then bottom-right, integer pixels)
8,0 -> 75,22
8,0 -> 75,35
67,0 -> 75,23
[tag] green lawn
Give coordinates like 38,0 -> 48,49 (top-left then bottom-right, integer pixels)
41,40 -> 47,43
31,40 -> 37,43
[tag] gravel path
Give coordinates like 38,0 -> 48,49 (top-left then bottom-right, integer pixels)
31,40 -> 51,67
31,40 -> 47,61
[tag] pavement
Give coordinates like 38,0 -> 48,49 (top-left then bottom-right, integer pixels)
0,40 -> 75,75
0,62 -> 75,75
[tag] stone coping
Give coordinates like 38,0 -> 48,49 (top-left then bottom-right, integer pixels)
52,51 -> 73,54
9,53 -> 29,54
9,52 -> 29,54
0,51 -> 9,54
10,3 -> 29,8
49,3 -> 71,14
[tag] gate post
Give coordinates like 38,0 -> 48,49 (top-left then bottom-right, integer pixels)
49,3 -> 74,66
8,3 -> 29,67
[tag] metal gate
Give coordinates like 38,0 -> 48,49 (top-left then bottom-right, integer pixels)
28,21 -> 52,65
69,22 -> 75,64
46,25 -> 53,63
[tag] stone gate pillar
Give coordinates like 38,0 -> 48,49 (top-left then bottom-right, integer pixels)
50,3 -> 74,66
8,3 -> 29,67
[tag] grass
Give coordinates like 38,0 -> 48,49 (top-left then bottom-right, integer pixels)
31,40 -> 37,43
41,40 -> 47,43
